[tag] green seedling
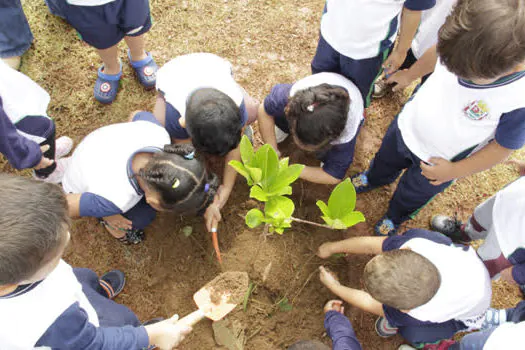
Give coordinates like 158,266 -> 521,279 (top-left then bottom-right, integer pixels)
316,178 -> 365,229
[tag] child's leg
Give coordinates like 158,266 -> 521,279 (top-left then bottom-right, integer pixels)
477,228 -> 512,279
14,116 -> 57,177
97,45 -> 121,75
311,34 -> 342,75
73,268 -> 141,327
464,195 -> 496,240
0,0 -> 33,70
398,320 -> 467,347
122,198 -> 157,231
124,34 -> 147,62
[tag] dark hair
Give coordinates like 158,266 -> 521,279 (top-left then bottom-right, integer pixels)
285,84 -> 349,151
185,88 -> 243,156
136,144 -> 219,215
438,0 -> 525,80
363,250 -> 441,310
0,174 -> 70,285
287,341 -> 330,350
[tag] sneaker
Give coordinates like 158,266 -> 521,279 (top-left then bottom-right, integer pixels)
275,125 -> 289,143
351,171 -> 376,194
481,308 -> 507,330
99,270 -> 126,299
375,216 -> 398,236
372,78 -> 392,99
375,317 -> 398,338
55,136 -> 74,159
430,214 -> 471,244
34,157 -> 70,184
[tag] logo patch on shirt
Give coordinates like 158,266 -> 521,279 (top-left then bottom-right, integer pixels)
464,100 -> 489,120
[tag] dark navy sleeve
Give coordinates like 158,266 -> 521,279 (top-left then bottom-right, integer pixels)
495,109 -> 525,150
382,228 -> 452,251
36,302 -> 149,350
164,102 -> 190,140
324,311 -> 363,350
0,98 -> 42,169
263,84 -> 292,119
79,193 -> 123,218
512,264 -> 525,285
404,0 -> 435,11
132,111 -> 163,127
383,305 -> 435,327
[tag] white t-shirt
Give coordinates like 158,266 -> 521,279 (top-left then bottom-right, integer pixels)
484,321 -> 525,350
0,60 -> 50,124
156,53 -> 244,117
0,260 -> 98,350
62,121 -> 170,212
398,61 -> 525,162
403,238 -> 491,328
492,177 -> 525,258
411,0 -> 457,59
290,73 -> 364,145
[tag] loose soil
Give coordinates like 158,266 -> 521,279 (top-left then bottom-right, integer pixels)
7,1 -> 525,349
206,271 -> 249,305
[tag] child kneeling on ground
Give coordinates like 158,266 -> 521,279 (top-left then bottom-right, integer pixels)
0,174 -> 191,349
258,72 -> 364,185
317,229 -> 492,347
64,112 -> 218,244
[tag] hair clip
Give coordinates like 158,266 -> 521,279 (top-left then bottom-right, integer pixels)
184,151 -> 195,160
172,178 -> 181,189
204,183 -> 210,193
307,102 -> 319,112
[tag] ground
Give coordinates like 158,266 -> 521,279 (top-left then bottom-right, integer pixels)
8,0 -> 524,349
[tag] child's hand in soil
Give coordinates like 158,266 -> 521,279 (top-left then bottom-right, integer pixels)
145,314 -> 192,350
102,215 -> 132,239
317,243 -> 334,259
319,266 -> 340,288
324,300 -> 345,314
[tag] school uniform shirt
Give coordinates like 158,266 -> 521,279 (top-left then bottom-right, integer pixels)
489,177 -> 525,284
398,61 -> 525,162
483,321 -> 525,350
324,311 -> 363,350
411,0 -> 457,59
156,53 -> 248,140
320,0 -> 436,60
62,117 -> 170,217
382,229 -> 492,329
263,72 -> 364,179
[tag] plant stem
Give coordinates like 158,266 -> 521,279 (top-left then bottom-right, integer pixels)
291,217 -> 332,229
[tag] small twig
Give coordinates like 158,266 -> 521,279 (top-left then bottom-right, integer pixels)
291,217 -> 331,229
246,327 -> 262,342
292,268 -> 318,304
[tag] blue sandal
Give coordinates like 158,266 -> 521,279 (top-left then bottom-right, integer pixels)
94,64 -> 122,104
128,50 -> 157,90
374,215 -> 399,236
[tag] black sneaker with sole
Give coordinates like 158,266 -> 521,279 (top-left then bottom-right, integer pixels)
430,214 -> 471,244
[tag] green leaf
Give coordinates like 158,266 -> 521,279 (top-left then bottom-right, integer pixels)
182,226 -> 193,237
265,196 -> 295,221
277,297 -> 293,312
246,209 -> 264,228
267,164 -> 304,194
340,211 -> 366,227
246,166 -> 262,185
274,227 -> 285,234
250,186 -> 269,202
278,157 -> 289,170
320,215 -> 334,227
316,200 -> 331,218
254,145 -> 280,190
243,282 -> 256,312
268,185 -> 292,197
327,178 -> 357,220
329,219 -> 348,230
228,160 -> 253,186
240,135 -> 255,166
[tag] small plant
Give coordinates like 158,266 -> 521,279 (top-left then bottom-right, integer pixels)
229,136 -> 365,234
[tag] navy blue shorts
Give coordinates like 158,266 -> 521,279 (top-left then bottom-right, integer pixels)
45,0 -> 151,50
0,0 -> 33,57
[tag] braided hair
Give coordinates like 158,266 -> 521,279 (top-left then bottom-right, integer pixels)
285,84 -> 350,151
136,144 -> 219,215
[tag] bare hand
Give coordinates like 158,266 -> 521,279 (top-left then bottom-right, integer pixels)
34,145 -> 54,170
319,266 -> 340,288
317,243 -> 333,259
145,314 -> 193,350
505,159 -> 525,176
204,202 -> 222,233
102,214 -> 132,231
420,158 -> 457,186
500,267 -> 516,285
383,50 -> 407,75
386,69 -> 415,91
324,300 -> 345,314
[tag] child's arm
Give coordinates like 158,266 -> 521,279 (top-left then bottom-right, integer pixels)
421,141 -> 513,185
66,193 -> 132,230
318,236 -> 387,258
384,7 -> 423,74
386,45 -> 438,92
324,301 -> 363,350
258,103 -> 281,155
320,267 -> 384,316
300,166 -> 341,185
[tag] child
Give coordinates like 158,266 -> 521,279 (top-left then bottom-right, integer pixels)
0,0 -> 33,70
312,0 -> 435,107
351,0 -> 525,236
0,60 -> 73,183
373,0 -> 458,97
317,228 -> 492,347
431,176 -> 525,294
258,73 -> 364,184
63,112 -> 218,244
0,174 -> 192,349
153,52 -> 258,233
45,0 -> 158,104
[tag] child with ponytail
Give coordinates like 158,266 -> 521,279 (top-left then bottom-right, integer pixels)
63,112 -> 218,244
258,72 -> 364,184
